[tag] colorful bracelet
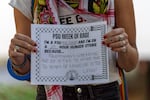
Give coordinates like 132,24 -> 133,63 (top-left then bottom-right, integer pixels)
12,55 -> 27,68
7,58 -> 30,81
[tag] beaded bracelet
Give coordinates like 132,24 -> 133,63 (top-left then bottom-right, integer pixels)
7,58 -> 30,81
12,55 -> 27,68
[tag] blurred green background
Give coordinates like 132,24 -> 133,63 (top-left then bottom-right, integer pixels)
0,84 -> 36,100
0,58 -> 36,100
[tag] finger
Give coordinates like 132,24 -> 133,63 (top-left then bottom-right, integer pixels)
104,28 -> 125,38
104,34 -> 126,44
117,32 -> 128,41
112,46 -> 127,53
118,34 -> 124,41
9,45 -> 24,58
9,39 -> 27,65
103,28 -> 128,45
11,37 -> 36,52
9,49 -> 25,65
14,33 -> 37,46
109,40 -> 128,49
14,45 -> 34,54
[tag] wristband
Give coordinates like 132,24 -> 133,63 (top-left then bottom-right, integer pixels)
7,58 -> 30,81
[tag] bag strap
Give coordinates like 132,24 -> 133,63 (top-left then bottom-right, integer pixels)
119,69 -> 128,100
31,0 -> 35,18
31,0 -> 38,18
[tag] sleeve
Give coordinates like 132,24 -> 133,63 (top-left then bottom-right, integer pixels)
9,0 -> 32,21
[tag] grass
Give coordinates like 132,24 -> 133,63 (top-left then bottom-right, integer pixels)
0,57 -> 36,100
0,58 -> 36,100
0,84 -> 36,100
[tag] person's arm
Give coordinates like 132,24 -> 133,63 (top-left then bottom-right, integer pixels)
114,0 -> 138,71
14,8 -> 31,36
8,8 -> 36,75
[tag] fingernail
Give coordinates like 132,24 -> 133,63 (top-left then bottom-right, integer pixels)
34,43 -> 37,46
102,41 -> 105,44
107,44 -> 109,47
103,35 -> 107,39
33,48 -> 37,52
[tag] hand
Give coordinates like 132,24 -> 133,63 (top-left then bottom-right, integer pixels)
9,33 -> 37,65
102,28 -> 129,53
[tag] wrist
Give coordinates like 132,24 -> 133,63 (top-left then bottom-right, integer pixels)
7,58 -> 30,81
12,55 -> 27,68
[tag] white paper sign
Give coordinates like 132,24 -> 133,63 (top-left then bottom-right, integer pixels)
31,21 -> 109,85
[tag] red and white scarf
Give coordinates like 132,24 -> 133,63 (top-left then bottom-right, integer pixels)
33,0 -> 114,99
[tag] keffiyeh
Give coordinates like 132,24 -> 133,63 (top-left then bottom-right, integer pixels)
32,0 -> 114,99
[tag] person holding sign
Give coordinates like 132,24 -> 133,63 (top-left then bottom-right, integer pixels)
7,0 -> 138,100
